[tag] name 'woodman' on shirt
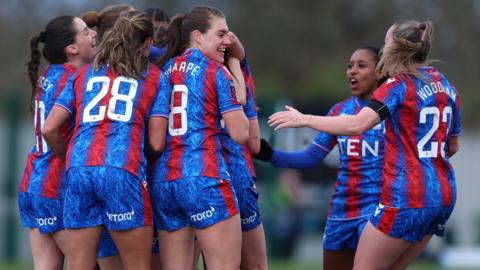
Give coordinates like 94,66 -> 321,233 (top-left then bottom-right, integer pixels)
416,81 -> 457,102
164,61 -> 201,77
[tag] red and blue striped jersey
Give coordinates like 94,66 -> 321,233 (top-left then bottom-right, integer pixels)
372,66 -> 461,208
315,96 -> 385,219
20,63 -> 77,199
221,86 -> 258,168
55,64 -> 171,180
151,48 -> 242,181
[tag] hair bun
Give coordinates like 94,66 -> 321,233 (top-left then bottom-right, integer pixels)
419,22 -> 427,31
81,11 -> 99,28
38,31 -> 47,43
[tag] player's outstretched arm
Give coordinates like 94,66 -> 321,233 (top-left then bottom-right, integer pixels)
253,138 -> 329,169
269,105 -> 380,136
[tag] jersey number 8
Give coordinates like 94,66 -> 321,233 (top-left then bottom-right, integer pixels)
83,76 -> 138,123
168,85 -> 188,136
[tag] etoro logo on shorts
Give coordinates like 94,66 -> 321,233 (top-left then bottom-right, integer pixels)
107,210 -> 135,222
191,206 -> 215,222
242,212 -> 257,225
36,216 -> 58,226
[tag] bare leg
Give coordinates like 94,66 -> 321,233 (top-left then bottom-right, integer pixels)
195,214 -> 242,270
240,224 -> 267,270
151,253 -> 162,270
324,249 -> 355,270
64,226 -> 103,270
389,235 -> 432,270
191,237 -> 202,270
29,229 -> 64,270
158,227 -> 195,270
51,229 -> 69,254
110,226 -> 153,270
354,222 -> 411,270
97,256 -> 124,270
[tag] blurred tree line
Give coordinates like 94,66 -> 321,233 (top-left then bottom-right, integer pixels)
1,0 -> 479,126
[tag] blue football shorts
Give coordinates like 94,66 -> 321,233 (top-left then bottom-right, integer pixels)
64,166 -> 153,231
151,176 -> 239,231
18,192 -> 64,234
228,164 -> 262,231
322,216 -> 369,251
370,203 -> 454,242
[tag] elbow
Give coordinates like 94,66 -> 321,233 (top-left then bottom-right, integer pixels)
149,138 -> 165,155
448,144 -> 460,157
150,143 -> 165,155
447,137 -> 460,157
249,142 -> 260,155
232,130 -> 250,145
237,96 -> 247,106
346,118 -> 371,136
346,125 -> 364,136
247,137 -> 260,155
42,123 -> 56,142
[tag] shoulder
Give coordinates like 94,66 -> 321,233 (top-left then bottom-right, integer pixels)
148,64 -> 161,76
376,74 -> 407,94
76,64 -> 93,76
328,96 -> 353,114
217,63 -> 232,78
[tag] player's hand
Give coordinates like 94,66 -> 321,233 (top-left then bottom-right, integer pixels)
268,105 -> 307,131
226,31 -> 245,60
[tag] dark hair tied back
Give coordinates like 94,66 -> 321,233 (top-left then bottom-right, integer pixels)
26,15 -> 76,114
38,31 -> 47,43
156,6 -> 225,68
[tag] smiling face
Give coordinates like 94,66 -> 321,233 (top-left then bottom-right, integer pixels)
195,16 -> 231,63
347,48 -> 379,99
71,17 -> 97,63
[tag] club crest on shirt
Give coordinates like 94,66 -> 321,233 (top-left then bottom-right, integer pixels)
229,79 -> 238,101
386,78 -> 396,84
374,203 -> 385,216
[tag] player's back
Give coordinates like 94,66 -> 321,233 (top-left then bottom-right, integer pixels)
59,64 -> 166,180
153,48 -> 241,181
374,66 -> 461,208
20,63 -> 77,199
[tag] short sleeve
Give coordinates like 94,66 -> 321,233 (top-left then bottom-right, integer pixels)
54,75 -> 76,114
372,77 -> 405,118
149,72 -> 171,118
243,89 -> 257,119
451,92 -> 462,137
216,65 -> 242,114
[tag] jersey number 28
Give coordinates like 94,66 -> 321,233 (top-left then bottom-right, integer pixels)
83,76 -> 138,123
